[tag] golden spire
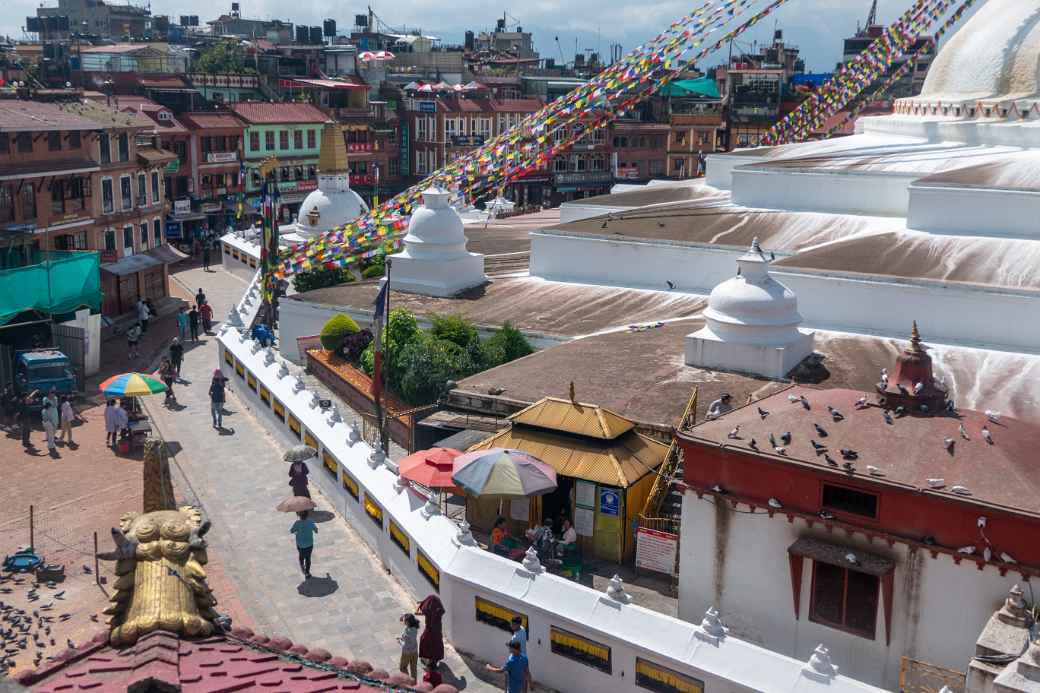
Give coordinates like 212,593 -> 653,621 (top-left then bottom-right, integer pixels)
318,120 -> 349,174
910,320 -> 922,350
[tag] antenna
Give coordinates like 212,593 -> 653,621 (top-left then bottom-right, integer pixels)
866,0 -> 878,27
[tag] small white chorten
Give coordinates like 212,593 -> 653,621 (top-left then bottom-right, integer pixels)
388,187 -> 487,297
685,238 -> 814,379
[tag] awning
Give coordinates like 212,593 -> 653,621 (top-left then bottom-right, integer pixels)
169,212 -> 208,222
146,244 -> 188,265
787,537 -> 893,576
100,253 -> 162,277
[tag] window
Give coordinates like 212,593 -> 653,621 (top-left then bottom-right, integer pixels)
153,219 -> 162,246
139,223 -> 148,248
307,129 -> 316,148
123,224 -> 134,253
810,562 -> 879,639
201,136 -> 212,153
0,185 -> 13,222
265,131 -> 275,150
388,158 -> 399,177
21,183 -> 36,220
118,133 -> 129,162
0,134 -> 8,153
17,132 -> 32,153
822,484 -> 878,519
120,176 -> 132,210
104,229 -> 116,252
51,180 -> 66,214
173,140 -> 186,161
279,130 -> 289,149
550,626 -> 611,674
293,130 -> 303,149
48,131 -> 61,152
54,232 -> 88,251
99,133 -> 111,163
250,132 -> 260,151
151,172 -> 160,202
674,130 -> 687,146
102,178 -> 114,214
138,174 -> 147,206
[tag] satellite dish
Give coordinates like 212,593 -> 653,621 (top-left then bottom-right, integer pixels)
65,81 -> 71,88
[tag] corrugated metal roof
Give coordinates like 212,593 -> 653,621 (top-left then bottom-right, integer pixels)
468,425 -> 666,487
509,397 -> 634,440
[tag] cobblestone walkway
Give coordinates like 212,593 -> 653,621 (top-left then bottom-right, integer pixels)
147,265 -> 501,690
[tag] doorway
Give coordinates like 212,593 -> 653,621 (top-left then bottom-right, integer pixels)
541,475 -> 574,532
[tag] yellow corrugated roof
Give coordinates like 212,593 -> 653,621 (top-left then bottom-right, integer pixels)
467,426 -> 667,488
508,397 -> 635,440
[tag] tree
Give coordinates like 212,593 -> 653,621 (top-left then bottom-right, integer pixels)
319,313 -> 360,352
359,308 -> 422,389
429,313 -> 480,350
196,41 -> 247,75
341,328 -> 372,361
481,322 -> 534,368
397,336 -> 476,405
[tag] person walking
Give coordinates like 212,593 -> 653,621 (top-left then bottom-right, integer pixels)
208,369 -> 228,429
195,288 -> 206,307
169,338 -> 184,379
508,615 -> 528,656
188,305 -> 200,342
104,399 -> 120,447
290,510 -> 318,578
126,323 -> 142,360
175,306 -> 188,342
18,394 -> 34,449
202,241 -> 211,271
289,459 -> 310,498
40,399 -> 59,453
158,358 -> 176,405
486,641 -> 530,693
199,301 -> 213,333
137,297 -> 151,333
416,595 -> 445,670
397,614 -> 420,683
58,396 -> 77,446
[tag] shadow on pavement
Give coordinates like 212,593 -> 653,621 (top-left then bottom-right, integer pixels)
297,574 -> 338,598
310,510 -> 335,523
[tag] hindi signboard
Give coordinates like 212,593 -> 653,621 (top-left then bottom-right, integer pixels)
635,527 -> 678,576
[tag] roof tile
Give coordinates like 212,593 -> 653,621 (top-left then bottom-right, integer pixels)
229,102 -> 328,125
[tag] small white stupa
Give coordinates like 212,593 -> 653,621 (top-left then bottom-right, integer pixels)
388,187 -> 487,297
281,120 -> 368,243
685,238 -> 814,379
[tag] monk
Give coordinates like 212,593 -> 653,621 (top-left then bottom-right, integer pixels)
415,594 -> 445,667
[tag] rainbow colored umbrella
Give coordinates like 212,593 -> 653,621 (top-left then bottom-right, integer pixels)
99,372 -> 167,397
451,448 -> 557,498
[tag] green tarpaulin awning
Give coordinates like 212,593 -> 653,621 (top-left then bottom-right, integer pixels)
660,77 -> 720,99
0,251 -> 102,325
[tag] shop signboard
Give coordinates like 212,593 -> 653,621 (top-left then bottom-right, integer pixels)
635,527 -> 678,576
164,159 -> 180,174
173,199 -> 191,216
165,220 -> 182,240
599,487 -> 620,516
574,507 -> 594,537
399,122 -> 410,176
418,100 -> 436,113
206,151 -> 238,163
201,202 -> 222,213
576,480 -> 596,509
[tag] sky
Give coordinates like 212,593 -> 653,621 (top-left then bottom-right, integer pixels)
3,0 -> 982,73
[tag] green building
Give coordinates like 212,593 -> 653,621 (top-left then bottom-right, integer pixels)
230,102 -> 328,223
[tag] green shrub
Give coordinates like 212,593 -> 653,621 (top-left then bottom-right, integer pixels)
397,336 -> 476,405
481,322 -> 534,368
319,313 -> 360,351
358,308 -> 422,388
292,267 -> 354,294
429,313 -> 480,349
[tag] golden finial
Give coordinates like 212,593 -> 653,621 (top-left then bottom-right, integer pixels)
318,120 -> 349,174
910,320 -> 922,349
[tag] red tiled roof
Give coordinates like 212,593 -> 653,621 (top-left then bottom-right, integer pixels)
230,102 -> 329,125
489,98 -> 543,112
687,385 -> 1040,516
19,628 -> 450,692
0,100 -> 100,132
179,112 -> 246,131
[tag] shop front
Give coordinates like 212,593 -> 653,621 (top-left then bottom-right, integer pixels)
552,171 -> 614,204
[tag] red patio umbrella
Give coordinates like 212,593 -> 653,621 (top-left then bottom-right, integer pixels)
398,447 -> 463,492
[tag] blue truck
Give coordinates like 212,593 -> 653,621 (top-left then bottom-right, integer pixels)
14,349 -> 77,399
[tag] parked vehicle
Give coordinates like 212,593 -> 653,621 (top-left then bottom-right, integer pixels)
14,349 -> 76,401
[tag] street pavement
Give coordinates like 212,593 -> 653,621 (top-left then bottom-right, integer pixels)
148,264 -> 505,690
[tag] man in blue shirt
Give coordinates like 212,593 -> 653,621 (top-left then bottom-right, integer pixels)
290,510 -> 318,578
487,641 -> 529,693
509,615 -> 527,656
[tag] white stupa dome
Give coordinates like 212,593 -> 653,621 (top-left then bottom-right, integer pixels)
401,188 -> 468,259
685,238 -> 814,379
291,121 -> 368,241
907,0 -> 1040,106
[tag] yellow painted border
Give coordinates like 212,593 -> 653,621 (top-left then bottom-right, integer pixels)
550,626 -> 611,674
342,469 -> 359,500
287,414 -> 301,438
259,385 -> 270,406
272,399 -> 285,421
635,657 -> 704,693
475,596 -> 527,632
363,493 -> 383,528
224,348 -> 233,366
246,372 -> 257,391
322,448 -> 338,478
389,519 -> 410,555
234,359 -> 245,378
417,549 -> 440,590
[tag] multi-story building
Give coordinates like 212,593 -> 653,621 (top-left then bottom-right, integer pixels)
549,126 -> 612,203
611,121 -> 670,183
71,99 -> 176,315
841,5 -> 935,100
663,78 -> 726,176
179,111 -> 246,235
97,95 -> 191,201
230,101 -> 327,223
32,0 -> 152,41
0,101 -> 100,266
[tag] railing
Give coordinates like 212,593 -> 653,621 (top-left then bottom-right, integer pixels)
640,386 -> 698,523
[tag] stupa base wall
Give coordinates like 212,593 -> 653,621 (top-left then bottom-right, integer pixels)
684,328 -> 815,380
388,253 -> 487,298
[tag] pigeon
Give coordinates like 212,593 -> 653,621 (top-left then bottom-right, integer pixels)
883,411 -> 893,425
959,424 -> 969,440
757,406 -> 769,419
818,510 -> 834,520
881,374 -> 889,388
666,280 -> 675,290
840,448 -> 858,460
914,382 -> 924,394
946,399 -> 956,413
951,485 -> 971,495
944,437 -> 955,451
985,409 -> 1000,423
769,432 -> 777,447
727,426 -> 741,439
53,591 -> 64,600
800,396 -> 811,410
895,406 -> 906,417
81,565 -> 92,575
828,406 -> 844,422
842,462 -> 855,472
957,545 -> 976,555
773,446 -> 787,456
788,394 -> 799,403
814,423 -> 828,438
1000,552 -> 1017,564
768,498 -> 782,509
981,426 -> 993,444
89,614 -> 98,623
920,404 -> 929,414
867,465 -> 882,476
824,453 -> 837,466
881,368 -> 888,379
66,639 -> 74,650
984,546 -> 993,562
926,478 -> 945,488
780,431 -> 792,445
854,396 -> 868,409
845,552 -> 858,564
810,439 -> 826,452
711,484 -> 725,494
748,438 -> 758,450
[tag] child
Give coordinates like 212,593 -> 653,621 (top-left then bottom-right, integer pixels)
397,614 -> 420,682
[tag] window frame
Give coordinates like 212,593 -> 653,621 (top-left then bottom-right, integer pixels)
99,132 -> 111,163
118,133 -> 129,162
307,129 -> 316,149
151,172 -> 160,202
140,222 -> 149,248
808,560 -> 880,640
120,174 -> 133,211
153,218 -> 162,246
122,224 -> 135,254
264,131 -> 275,150
138,173 -> 147,206
279,130 -> 289,149
48,130 -> 62,152
250,131 -> 260,151
293,130 -> 303,149
820,482 -> 880,521
21,182 -> 36,220
16,132 -> 32,154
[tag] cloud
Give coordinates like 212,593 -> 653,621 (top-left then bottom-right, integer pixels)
1,0 -> 980,75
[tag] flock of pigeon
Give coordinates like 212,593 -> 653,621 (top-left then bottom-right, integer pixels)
0,567 -> 89,674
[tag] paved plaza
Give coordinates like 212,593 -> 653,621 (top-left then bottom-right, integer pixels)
147,264 -> 508,690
